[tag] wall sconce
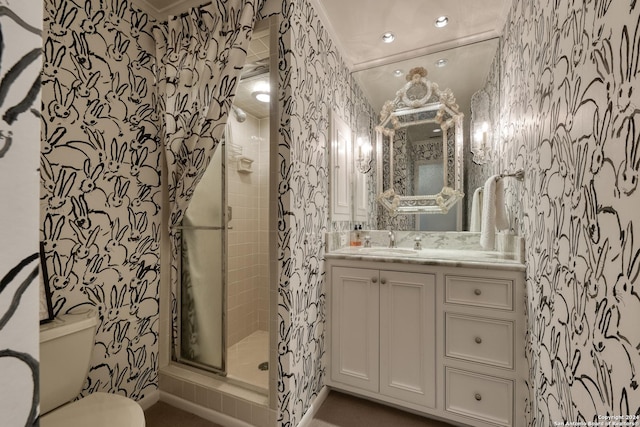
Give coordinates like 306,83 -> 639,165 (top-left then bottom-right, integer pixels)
355,135 -> 372,174
471,121 -> 491,164
470,89 -> 492,165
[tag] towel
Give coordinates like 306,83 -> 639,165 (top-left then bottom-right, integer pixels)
480,175 -> 509,250
470,187 -> 483,232
495,177 -> 509,230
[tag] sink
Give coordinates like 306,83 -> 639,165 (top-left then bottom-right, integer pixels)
358,247 -> 418,256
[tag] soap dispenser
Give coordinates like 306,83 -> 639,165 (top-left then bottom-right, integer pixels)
350,225 -> 363,246
356,225 -> 362,246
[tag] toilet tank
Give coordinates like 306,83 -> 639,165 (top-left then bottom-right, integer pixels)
39,309 -> 98,415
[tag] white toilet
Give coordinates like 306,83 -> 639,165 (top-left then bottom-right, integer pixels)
39,309 -> 146,427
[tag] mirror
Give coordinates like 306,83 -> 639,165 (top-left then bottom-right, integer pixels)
375,66 -> 464,216
354,38 -> 500,231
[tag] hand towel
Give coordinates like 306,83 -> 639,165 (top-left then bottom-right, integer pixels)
470,187 -> 483,232
480,175 -> 509,249
495,177 -> 509,231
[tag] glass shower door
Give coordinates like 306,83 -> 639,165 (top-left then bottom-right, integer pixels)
178,143 -> 226,374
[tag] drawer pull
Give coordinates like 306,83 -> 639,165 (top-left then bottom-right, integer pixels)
474,288 -> 482,296
380,278 -> 387,284
475,336 -> 482,344
371,277 -> 378,283
474,393 -> 482,401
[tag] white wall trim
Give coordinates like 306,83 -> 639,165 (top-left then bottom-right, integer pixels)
160,392 -> 253,427
137,389 -> 161,410
295,386 -> 330,427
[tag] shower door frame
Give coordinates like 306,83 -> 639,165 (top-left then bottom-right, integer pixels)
175,141 -> 228,377
161,16 -> 278,403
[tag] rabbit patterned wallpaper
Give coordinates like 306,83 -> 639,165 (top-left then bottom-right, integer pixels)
0,2 -> 42,425
275,0 -> 375,424
499,0 -> 640,423
41,0 -> 160,400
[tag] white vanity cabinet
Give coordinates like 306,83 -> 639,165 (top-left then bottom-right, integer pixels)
326,257 -> 526,427
329,266 -> 436,408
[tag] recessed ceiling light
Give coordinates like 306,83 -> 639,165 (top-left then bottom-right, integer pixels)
433,128 -> 442,133
393,69 -> 403,77
252,91 -> 270,103
434,16 -> 449,28
435,58 -> 448,68
381,32 -> 395,43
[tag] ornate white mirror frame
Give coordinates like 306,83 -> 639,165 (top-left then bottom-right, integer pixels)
375,67 -> 464,215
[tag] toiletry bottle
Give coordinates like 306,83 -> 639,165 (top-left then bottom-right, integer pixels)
355,225 -> 362,246
350,225 -> 358,246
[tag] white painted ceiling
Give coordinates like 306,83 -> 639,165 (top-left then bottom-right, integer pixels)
135,0 -> 510,118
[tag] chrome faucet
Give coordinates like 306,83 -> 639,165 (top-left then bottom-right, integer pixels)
388,231 -> 396,248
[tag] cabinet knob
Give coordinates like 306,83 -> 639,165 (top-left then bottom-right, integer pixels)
474,289 -> 482,296
475,393 -> 482,401
380,278 -> 387,284
475,336 -> 482,344
371,277 -> 378,283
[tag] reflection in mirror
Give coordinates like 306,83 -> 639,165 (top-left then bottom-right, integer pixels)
353,38 -> 500,231
375,67 -> 464,225
397,123 -> 458,231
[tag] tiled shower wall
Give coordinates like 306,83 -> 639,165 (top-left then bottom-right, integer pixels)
227,114 -> 270,347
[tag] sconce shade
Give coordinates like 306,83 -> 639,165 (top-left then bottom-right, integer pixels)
470,89 -> 491,165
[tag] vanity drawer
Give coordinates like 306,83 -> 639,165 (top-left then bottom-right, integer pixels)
445,275 -> 513,310
445,313 -> 513,369
445,368 -> 513,427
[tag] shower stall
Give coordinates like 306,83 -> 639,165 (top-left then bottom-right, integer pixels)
175,23 -> 273,394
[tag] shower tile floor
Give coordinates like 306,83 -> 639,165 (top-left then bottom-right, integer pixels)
226,330 -> 268,391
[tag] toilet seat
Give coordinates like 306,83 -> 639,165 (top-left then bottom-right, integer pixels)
40,392 -> 145,427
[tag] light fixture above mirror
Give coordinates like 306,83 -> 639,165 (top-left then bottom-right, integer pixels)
434,16 -> 449,28
381,32 -> 395,43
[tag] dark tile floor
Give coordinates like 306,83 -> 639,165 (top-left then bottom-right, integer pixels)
145,401 -> 223,427
145,391 -> 455,427
308,391 -> 455,427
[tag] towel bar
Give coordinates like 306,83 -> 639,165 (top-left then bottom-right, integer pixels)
496,169 -> 524,181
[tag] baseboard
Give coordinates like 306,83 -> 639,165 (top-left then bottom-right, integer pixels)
296,386 -> 330,427
160,391 -> 252,427
138,388 -> 160,410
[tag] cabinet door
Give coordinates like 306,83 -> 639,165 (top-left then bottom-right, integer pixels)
379,270 -> 436,408
331,266 -> 379,392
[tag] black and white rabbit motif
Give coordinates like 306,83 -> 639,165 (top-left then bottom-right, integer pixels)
41,0 -> 161,401
498,0 -> 640,424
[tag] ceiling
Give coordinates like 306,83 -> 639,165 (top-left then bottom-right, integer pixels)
135,0 -> 510,117
136,0 -> 509,69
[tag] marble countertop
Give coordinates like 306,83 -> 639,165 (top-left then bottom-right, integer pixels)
325,246 -> 526,271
